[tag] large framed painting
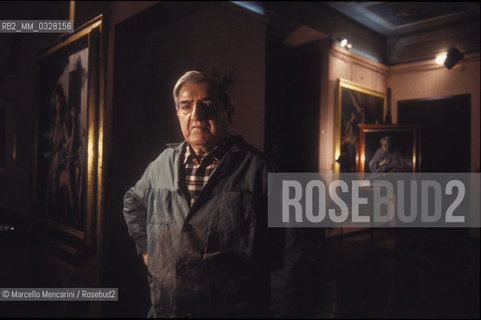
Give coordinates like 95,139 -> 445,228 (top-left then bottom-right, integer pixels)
358,124 -> 420,178
33,15 -> 103,251
335,79 -> 387,172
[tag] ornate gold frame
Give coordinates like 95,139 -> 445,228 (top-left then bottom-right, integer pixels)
358,124 -> 419,173
33,15 -> 104,253
334,78 -> 387,172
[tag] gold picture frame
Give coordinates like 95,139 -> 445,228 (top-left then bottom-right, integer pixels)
358,124 -> 419,176
335,78 -> 387,173
33,15 -> 103,253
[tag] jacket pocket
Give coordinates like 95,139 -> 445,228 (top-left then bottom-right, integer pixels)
204,191 -> 257,255
210,191 -> 255,233
149,188 -> 170,227
203,191 -> 258,302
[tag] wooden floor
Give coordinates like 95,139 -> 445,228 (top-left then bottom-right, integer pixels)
302,228 -> 480,318
1,219 -> 479,318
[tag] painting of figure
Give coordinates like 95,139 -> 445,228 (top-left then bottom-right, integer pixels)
358,124 -> 419,177
336,79 -> 386,172
37,38 -> 88,232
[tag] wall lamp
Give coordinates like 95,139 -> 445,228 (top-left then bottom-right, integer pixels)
436,47 -> 464,69
444,47 -> 464,70
435,53 -> 447,65
338,38 -> 352,50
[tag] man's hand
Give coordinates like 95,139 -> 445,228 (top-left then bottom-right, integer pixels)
142,253 -> 148,266
379,158 -> 390,166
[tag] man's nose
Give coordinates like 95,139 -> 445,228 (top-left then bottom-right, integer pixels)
191,101 -> 208,120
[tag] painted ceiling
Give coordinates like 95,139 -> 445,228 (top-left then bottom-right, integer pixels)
326,2 -> 479,36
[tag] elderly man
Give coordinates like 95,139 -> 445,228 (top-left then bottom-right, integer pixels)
123,71 -> 304,318
369,136 -> 410,176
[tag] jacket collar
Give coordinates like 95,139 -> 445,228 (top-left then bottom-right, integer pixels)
167,135 -> 247,195
180,135 -> 248,222
166,135 -> 246,154
166,141 -> 186,152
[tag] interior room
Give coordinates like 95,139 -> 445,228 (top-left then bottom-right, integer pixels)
0,1 -> 479,318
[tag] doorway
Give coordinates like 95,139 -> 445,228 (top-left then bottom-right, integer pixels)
398,94 -> 471,172
265,39 -> 321,172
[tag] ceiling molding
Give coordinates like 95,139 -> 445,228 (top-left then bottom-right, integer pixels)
330,44 -> 389,75
388,52 -> 480,74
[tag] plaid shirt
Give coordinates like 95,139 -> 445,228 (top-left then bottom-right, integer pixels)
183,143 -> 227,207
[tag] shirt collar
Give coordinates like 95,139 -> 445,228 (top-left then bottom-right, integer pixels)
183,136 -> 230,165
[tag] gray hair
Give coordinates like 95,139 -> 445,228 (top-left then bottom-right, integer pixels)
173,70 -> 234,121
380,136 -> 391,144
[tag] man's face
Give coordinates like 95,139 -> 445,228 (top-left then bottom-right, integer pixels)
177,81 -> 229,153
381,141 -> 391,152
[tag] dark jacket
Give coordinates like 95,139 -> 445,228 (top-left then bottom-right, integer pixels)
123,135 -> 304,318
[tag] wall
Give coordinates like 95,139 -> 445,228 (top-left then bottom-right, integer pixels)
188,4 -> 267,150
388,53 -> 480,172
319,43 -> 480,173
319,43 -> 388,173
319,42 -> 480,238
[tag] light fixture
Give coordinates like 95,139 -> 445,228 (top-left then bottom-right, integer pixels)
339,38 -> 352,50
444,47 -> 464,70
435,53 -> 447,65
